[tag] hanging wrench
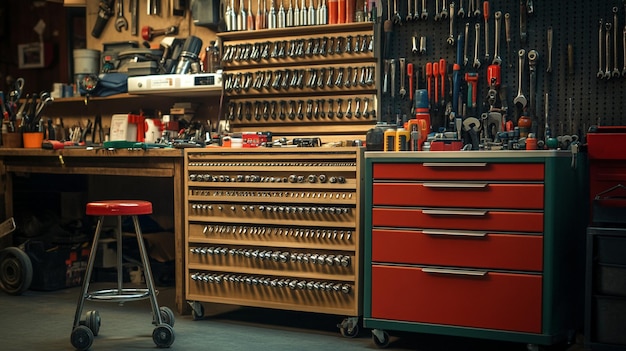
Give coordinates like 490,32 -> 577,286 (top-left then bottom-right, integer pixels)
546,26 -> 553,72
473,0 -> 480,17
414,0 -> 420,20
406,0 -> 413,21
519,0 -> 527,43
492,11 -> 502,65
598,20 -> 605,79
440,0 -> 448,20
115,0 -> 129,32
421,0 -> 428,20
505,12 -> 512,68
399,58 -> 407,98
447,2 -> 455,45
483,1 -> 490,62
457,0 -> 465,18
393,0 -> 402,24
528,50 -> 538,118
612,7 -> 620,78
605,22 -> 612,79
464,22 -> 470,66
513,49 -> 527,109
473,23 -> 481,69
623,27 -> 626,77
435,0 -> 441,21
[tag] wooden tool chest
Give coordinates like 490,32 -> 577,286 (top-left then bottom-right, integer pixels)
184,147 -> 363,335
362,151 -> 587,349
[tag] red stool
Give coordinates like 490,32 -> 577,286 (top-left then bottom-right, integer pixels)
70,200 -> 175,350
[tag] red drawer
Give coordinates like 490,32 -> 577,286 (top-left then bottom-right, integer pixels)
371,229 -> 543,271
373,163 -> 544,181
370,265 -> 542,333
372,208 -> 543,232
373,183 -> 544,209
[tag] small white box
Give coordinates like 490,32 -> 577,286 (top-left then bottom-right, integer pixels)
109,114 -> 137,141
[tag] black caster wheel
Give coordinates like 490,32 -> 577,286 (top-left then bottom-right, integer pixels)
71,325 -> 94,351
159,306 -> 176,327
85,310 -> 101,336
372,329 -> 390,348
340,324 -> 359,338
191,303 -> 204,321
0,247 -> 33,295
153,324 -> 175,348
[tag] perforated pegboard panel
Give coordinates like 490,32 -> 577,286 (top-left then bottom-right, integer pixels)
381,0 -> 626,140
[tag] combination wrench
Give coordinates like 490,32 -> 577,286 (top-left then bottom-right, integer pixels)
435,0 -> 441,21
623,26 -> 626,77
598,20 -> 605,79
457,0 -> 465,18
447,2 -> 455,46
440,0 -> 448,20
519,0 -> 527,43
528,50 -> 538,118
406,0 -> 413,21
492,11 -> 502,65
464,22 -> 470,66
612,7 -> 620,78
473,23 -> 481,69
546,27 -> 553,73
421,0 -> 428,20
483,1 -> 490,62
414,0 -> 420,20
513,49 -> 527,110
605,22 -> 612,79
393,0 -> 402,24
115,0 -> 129,32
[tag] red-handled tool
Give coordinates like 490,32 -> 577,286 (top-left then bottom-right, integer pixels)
407,63 -> 414,101
439,58 -> 447,102
465,72 -> 479,110
433,62 -> 439,105
426,62 -> 433,102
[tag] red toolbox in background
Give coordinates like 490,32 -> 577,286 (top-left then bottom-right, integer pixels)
587,126 -> 626,223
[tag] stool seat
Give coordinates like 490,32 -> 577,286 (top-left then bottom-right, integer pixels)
86,200 -> 152,216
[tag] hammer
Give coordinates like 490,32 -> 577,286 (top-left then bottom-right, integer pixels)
141,25 -> 178,41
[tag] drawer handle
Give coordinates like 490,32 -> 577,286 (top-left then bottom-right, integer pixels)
422,162 -> 488,168
421,268 -> 488,276
422,209 -> 488,216
422,182 -> 488,189
422,229 -> 488,237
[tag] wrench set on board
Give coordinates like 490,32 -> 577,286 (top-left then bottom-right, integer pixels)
184,148 -> 362,334
382,0 -> 626,150
218,22 -> 378,137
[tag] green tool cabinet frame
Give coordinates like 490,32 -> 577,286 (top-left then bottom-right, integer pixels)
362,151 -> 587,348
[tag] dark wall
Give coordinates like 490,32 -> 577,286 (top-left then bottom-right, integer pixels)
0,1 -> 85,95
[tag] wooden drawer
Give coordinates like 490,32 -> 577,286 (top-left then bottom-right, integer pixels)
371,229 -> 543,271
373,183 -> 544,209
372,162 -> 544,181
372,208 -> 543,233
370,265 -> 542,333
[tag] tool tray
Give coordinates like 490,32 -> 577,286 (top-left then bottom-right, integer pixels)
593,184 -> 626,226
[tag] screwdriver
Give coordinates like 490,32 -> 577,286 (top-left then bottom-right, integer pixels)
407,63 -> 414,101
439,58 -> 446,105
425,62 -> 433,102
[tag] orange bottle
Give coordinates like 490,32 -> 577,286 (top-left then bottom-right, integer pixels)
338,0 -> 346,23
329,0 -> 338,24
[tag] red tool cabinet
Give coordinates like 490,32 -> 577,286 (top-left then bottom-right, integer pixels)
363,151 -> 587,349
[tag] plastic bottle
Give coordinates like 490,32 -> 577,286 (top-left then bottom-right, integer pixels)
328,0 -> 338,24
338,0 -> 346,23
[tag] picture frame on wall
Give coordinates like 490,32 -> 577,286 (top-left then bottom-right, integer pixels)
18,42 -> 53,69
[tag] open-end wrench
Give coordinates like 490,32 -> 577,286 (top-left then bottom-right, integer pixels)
519,0 -> 527,43
483,1 -> 490,62
447,2 -> 456,46
421,0 -> 428,20
473,23 -> 481,69
528,50 -> 538,118
598,20 -> 605,79
505,12 -> 512,67
612,7 -> 620,78
468,0 -> 474,17
623,26 -> 626,77
115,0 -> 128,32
414,0 -> 420,20
435,0 -> 441,21
406,0 -> 413,21
393,0 -> 402,24
605,22 -> 612,79
440,0 -> 448,20
473,0 -> 480,17
399,58 -> 407,98
458,0 -> 465,18
130,0 -> 138,35
492,11 -> 502,65
546,26 -> 553,72
464,22 -> 470,66
513,49 -> 527,110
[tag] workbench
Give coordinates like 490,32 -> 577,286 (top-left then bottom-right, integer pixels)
0,148 -> 188,314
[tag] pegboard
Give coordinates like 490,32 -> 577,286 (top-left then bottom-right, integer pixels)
380,0 -> 626,141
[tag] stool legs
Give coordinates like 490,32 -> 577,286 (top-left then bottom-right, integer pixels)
131,215 -> 163,325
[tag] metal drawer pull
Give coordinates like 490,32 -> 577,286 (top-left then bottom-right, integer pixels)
422,209 -> 487,216
422,230 -> 487,237
422,268 -> 488,276
422,162 -> 488,167
422,182 -> 488,188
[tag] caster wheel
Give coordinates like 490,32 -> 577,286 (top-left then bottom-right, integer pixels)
372,329 -> 390,348
159,306 -> 175,327
191,303 -> 204,321
0,247 -> 33,295
71,325 -> 94,351
153,324 -> 175,348
85,310 -> 101,336
340,324 -> 359,338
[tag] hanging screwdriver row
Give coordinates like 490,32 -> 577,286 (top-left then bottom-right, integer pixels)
190,190 -> 354,201
190,246 -> 352,267
222,35 -> 375,65
190,203 -> 352,216
190,272 -> 352,294
189,173 -> 347,183
226,97 -> 376,122
197,224 -> 353,241
188,161 -> 355,167
223,66 -> 376,93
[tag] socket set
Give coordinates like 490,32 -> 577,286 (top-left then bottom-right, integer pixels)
221,34 -> 374,65
225,96 -> 377,122
184,148 -> 362,320
190,272 -> 352,294
223,65 -> 376,94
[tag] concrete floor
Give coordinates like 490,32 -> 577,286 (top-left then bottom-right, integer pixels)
0,282 -> 586,351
